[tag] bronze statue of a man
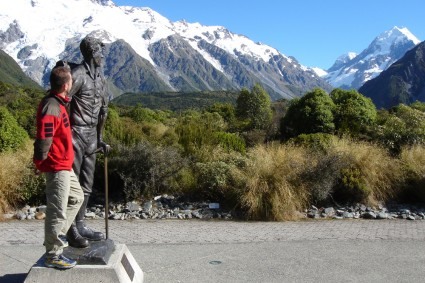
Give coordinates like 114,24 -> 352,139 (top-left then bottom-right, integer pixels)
65,35 -> 111,247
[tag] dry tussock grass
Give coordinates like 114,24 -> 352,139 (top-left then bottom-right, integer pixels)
238,143 -> 310,221
400,145 -> 425,176
331,138 -> 402,204
0,141 -> 34,215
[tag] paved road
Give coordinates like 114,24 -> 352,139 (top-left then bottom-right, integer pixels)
1,219 -> 425,282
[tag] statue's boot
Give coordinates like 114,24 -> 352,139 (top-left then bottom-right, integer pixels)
76,194 -> 104,241
66,224 -> 89,248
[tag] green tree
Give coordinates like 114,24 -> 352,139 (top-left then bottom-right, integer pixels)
330,88 -> 377,136
410,101 -> 425,112
128,104 -> 171,124
281,88 -> 335,139
373,104 -> 425,154
206,102 -> 236,127
236,84 -> 272,130
0,106 -> 29,152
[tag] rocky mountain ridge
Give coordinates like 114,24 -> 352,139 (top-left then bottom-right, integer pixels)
359,41 -> 425,109
0,0 -> 331,100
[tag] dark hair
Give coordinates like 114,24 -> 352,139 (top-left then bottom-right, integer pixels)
50,66 -> 71,92
80,36 -> 104,60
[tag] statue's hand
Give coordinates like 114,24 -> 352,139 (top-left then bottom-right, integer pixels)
98,140 -> 111,155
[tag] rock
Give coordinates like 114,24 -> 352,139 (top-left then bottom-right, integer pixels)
192,210 -> 202,219
324,207 -> 335,216
307,212 -> 320,219
85,211 -> 96,219
407,215 -> 416,221
377,212 -> 388,219
16,211 -> 26,220
363,212 -> 377,219
143,201 -> 153,213
342,212 -> 354,219
126,202 -> 140,212
22,205 -> 30,212
36,205 -> 47,213
112,213 -> 124,220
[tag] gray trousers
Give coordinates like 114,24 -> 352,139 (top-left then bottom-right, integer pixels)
72,127 -> 97,194
44,170 -> 84,258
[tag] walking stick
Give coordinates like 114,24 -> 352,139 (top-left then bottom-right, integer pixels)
104,152 -> 109,240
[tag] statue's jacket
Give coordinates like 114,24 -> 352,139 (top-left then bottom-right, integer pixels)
68,62 -> 108,129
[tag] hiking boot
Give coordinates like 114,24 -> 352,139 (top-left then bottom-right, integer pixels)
75,194 -> 104,241
77,221 -> 104,241
66,224 -> 89,248
44,254 -> 76,269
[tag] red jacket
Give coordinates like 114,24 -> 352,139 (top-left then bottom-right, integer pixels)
33,92 -> 74,172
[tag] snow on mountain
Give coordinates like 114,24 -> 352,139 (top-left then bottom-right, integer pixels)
311,67 -> 328,77
0,0 -> 288,69
0,0 -> 175,66
324,26 -> 420,89
0,0 -> 331,98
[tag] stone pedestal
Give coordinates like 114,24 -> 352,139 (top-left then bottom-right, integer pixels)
63,239 -> 115,265
24,243 -> 143,283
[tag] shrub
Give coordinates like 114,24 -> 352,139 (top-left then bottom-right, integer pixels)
175,111 -> 226,155
0,106 -> 29,152
194,161 -> 235,202
105,108 -> 145,146
334,167 -> 371,203
213,132 -> 246,153
399,145 -> 425,202
373,105 -> 425,155
290,133 -> 335,153
300,150 -> 349,205
241,129 -> 267,147
108,142 -> 188,200
0,141 -> 45,215
129,105 -> 171,123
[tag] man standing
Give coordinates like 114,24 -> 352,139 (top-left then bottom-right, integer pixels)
34,66 -> 84,269
66,35 -> 110,246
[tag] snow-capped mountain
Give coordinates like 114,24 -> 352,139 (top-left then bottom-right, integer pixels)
321,27 -> 420,89
359,41 -> 425,109
0,0 -> 331,100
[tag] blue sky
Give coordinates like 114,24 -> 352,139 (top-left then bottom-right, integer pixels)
114,0 -> 425,70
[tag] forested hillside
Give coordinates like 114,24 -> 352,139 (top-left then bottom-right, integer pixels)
0,50 -> 41,89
